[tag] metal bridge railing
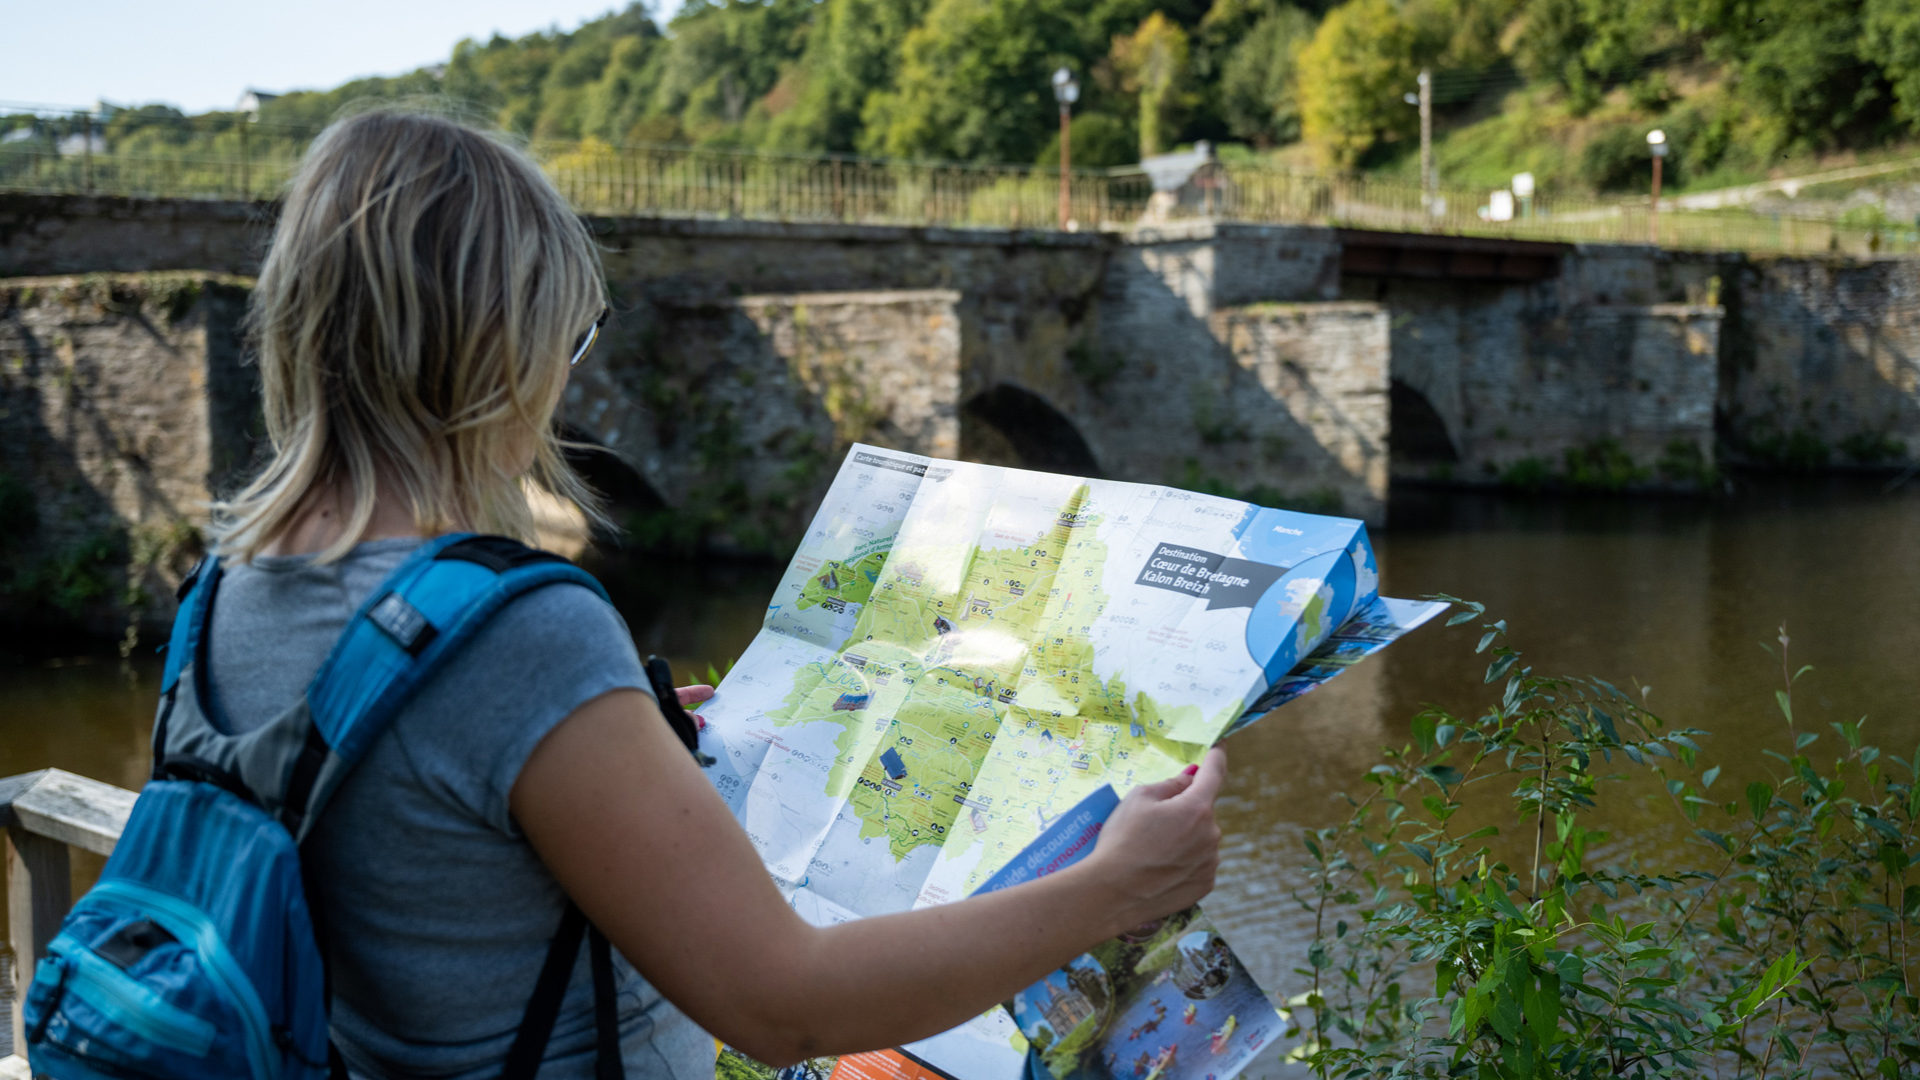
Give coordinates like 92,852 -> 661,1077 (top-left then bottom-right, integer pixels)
2,114 -> 1914,256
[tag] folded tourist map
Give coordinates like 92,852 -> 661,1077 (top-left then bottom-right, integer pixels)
698,445 -> 1444,1080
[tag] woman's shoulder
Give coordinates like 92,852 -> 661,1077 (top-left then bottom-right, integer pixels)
396,567 -> 646,830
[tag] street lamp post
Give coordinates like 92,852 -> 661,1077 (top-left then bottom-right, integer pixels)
1647,129 -> 1668,246
1052,66 -> 1079,230
1403,69 -> 1433,212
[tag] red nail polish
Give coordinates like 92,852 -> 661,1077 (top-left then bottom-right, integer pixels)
1183,764 -> 1199,776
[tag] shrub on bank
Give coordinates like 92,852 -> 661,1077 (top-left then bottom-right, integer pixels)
1287,602 -> 1918,1078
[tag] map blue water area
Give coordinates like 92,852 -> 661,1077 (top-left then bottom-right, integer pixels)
1234,507 -> 1368,570
1230,508 -> 1375,685
1243,549 -> 1360,685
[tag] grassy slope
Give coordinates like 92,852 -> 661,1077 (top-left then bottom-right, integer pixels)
1237,60 -> 1920,203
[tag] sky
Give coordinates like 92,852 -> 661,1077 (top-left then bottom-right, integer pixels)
3,1 -> 688,115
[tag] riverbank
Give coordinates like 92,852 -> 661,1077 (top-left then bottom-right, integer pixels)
5,476 -> 1915,1014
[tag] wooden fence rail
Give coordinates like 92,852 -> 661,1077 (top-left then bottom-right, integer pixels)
0,768 -> 138,1077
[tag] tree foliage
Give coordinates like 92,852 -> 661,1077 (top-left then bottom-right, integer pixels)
19,0 -> 1920,195
1214,6 -> 1317,146
1864,0 -> 1920,135
1110,12 -> 1195,156
1296,0 -> 1428,168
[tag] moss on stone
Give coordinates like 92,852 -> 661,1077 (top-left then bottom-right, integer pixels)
0,272 -> 253,325
1655,439 -> 1721,487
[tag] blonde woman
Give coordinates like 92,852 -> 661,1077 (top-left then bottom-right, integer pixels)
209,109 -> 1227,1079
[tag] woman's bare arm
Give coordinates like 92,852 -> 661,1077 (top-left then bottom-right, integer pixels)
512,688 -> 1225,1067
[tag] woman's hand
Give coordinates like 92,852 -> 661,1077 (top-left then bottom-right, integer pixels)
677,684 -> 713,728
1076,747 -> 1227,935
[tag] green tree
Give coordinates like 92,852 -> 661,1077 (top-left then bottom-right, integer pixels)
1864,0 -> 1920,133
861,0 -> 1063,161
1676,0 -> 1888,151
763,0 -> 934,153
1216,6 -> 1316,146
444,29 -> 566,135
861,0 -> 1171,162
645,0 -> 815,146
1721,0 -> 1885,150
579,33 -> 669,143
1514,0 -> 1664,115
1109,12 -> 1194,157
1296,0 -> 1424,168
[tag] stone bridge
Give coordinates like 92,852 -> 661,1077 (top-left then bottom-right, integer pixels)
4,193 -> 1918,592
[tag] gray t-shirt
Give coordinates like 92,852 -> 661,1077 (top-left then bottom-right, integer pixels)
204,537 -> 715,1080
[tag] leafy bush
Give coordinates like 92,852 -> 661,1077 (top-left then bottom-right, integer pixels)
1839,431 -> 1908,465
32,529 -> 128,616
1498,456 -> 1553,492
1034,112 -> 1138,170
1628,73 -> 1677,114
1655,439 -> 1720,488
1287,604 -> 1920,1078
1839,205 -> 1894,232
1561,437 -> 1648,491
1579,126 -> 1654,195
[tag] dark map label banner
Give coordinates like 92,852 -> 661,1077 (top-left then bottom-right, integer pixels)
1133,543 -> 1286,611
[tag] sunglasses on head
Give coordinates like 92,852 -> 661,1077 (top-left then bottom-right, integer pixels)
569,306 -> 609,367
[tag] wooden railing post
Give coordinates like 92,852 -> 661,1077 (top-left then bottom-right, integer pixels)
6,829 -> 67,1057
1,768 -> 139,1067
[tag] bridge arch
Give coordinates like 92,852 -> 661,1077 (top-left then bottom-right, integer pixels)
1387,379 -> 1460,468
556,423 -> 671,548
961,384 -> 1101,475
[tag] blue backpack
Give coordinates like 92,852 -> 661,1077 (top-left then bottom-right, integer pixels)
22,534 -> 692,1080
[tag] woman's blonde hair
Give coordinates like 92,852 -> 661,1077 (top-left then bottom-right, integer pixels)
215,107 -> 605,562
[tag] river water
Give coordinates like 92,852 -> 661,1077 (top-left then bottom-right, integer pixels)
3,476 -> 1917,1046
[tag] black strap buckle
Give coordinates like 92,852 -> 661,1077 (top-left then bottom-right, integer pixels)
645,656 -> 715,767
175,556 -> 207,601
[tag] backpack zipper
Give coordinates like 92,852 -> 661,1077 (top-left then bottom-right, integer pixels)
50,936 -> 219,1057
87,881 -> 280,1080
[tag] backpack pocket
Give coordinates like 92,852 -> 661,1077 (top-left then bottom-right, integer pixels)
26,901 -> 262,1080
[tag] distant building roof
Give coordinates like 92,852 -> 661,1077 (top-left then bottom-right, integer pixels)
56,132 -> 107,156
236,89 -> 281,115
1140,140 -> 1214,194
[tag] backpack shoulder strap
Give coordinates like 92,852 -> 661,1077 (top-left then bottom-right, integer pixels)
151,554 -> 222,778
283,533 -> 610,840
161,554 -> 221,695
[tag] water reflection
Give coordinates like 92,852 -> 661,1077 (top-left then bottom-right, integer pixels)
2,477 -> 1916,1051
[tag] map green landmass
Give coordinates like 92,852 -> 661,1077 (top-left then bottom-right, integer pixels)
767,485 -> 1212,866
795,550 -> 888,612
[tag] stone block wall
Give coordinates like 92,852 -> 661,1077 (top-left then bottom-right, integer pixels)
1722,257 -> 1920,467
586,216 -> 1108,413
563,288 -> 963,554
1206,302 -> 1390,521
1360,269 -> 1722,485
0,273 -> 254,634
4,193 -> 1920,582
1090,230 -> 1389,523
1461,302 -> 1720,474
0,195 -> 266,277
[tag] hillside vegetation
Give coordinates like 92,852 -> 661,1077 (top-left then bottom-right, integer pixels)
13,0 -> 1920,198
